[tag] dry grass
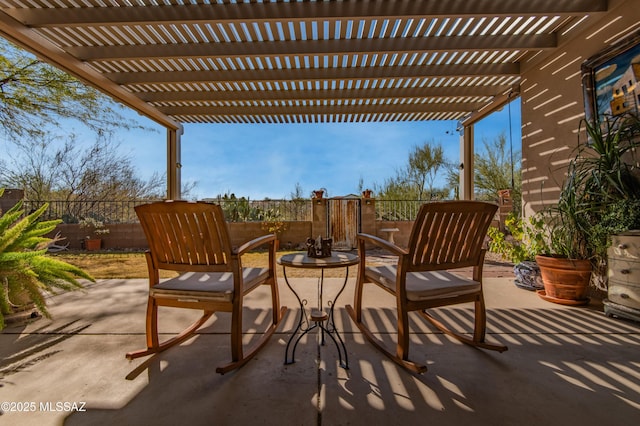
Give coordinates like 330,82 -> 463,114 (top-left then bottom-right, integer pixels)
52,250 -> 355,280
52,252 -> 171,279
52,250 -> 513,281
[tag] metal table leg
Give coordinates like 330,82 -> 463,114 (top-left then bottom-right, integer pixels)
283,265 -> 350,369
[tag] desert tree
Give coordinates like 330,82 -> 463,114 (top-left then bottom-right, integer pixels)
375,141 -> 451,200
0,39 -> 138,139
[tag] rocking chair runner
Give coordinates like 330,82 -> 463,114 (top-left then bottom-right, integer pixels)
126,200 -> 286,374
346,201 -> 507,374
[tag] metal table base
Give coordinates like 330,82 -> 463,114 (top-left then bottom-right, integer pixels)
278,252 -> 359,370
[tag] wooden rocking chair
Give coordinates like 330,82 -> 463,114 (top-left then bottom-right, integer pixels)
346,201 -> 507,373
126,200 -> 286,374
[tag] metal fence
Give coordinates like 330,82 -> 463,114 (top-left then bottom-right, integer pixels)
23,200 -> 150,224
22,199 -> 313,224
22,198 -> 428,223
374,199 -> 428,221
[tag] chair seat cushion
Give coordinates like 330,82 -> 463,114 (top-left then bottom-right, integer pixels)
365,265 -> 481,301
150,268 -> 270,302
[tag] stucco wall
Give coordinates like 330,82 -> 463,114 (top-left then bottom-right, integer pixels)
52,221 -> 312,251
52,220 -> 418,251
0,189 -> 24,213
520,0 -> 640,216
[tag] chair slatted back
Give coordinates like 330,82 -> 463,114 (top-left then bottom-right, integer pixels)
135,201 -> 233,273
407,201 -> 498,271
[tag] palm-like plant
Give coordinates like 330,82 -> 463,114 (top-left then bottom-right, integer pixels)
548,112 -> 640,288
0,188 -> 94,328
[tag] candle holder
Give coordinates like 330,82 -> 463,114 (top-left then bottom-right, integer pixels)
306,236 -> 332,258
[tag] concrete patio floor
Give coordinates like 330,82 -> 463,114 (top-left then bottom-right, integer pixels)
1,260 -> 639,426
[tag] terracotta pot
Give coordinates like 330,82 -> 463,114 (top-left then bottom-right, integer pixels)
85,238 -> 102,251
535,255 -> 592,302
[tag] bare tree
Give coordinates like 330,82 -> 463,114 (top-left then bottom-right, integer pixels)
0,39 -> 187,208
444,133 -> 522,210
0,133 -> 165,203
474,133 -> 521,204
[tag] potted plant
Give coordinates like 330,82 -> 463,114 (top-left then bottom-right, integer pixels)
0,189 -> 94,328
311,188 -> 327,199
537,112 -> 640,304
488,212 -> 549,291
79,217 -> 110,251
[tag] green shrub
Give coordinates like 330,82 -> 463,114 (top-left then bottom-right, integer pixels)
488,212 -> 550,264
0,188 -> 94,329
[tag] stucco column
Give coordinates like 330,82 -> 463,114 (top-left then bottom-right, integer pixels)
460,125 -> 474,200
360,197 -> 376,236
311,196 -> 328,238
0,188 -> 24,212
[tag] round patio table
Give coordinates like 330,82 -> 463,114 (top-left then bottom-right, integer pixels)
278,251 -> 359,369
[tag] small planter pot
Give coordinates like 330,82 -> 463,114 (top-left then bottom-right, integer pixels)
513,261 -> 543,291
85,238 -> 102,251
535,255 -> 592,305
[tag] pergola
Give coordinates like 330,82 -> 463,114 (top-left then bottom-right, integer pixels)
0,0 -> 610,199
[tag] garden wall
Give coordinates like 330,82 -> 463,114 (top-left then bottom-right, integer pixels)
52,221 -> 312,251
51,220 -> 412,251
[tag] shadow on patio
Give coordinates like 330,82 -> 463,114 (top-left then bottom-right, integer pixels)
1,274 -> 639,426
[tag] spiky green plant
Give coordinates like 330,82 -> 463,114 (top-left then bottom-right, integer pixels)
549,113 -> 640,260
0,188 -> 94,329
546,113 -> 640,290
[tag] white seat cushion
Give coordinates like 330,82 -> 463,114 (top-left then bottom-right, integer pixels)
365,265 -> 481,301
150,267 -> 269,302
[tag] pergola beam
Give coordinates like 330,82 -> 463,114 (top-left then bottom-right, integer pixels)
157,101 -> 486,117
13,0 -> 608,27
108,62 -> 519,85
71,34 -> 556,61
462,86 -> 521,127
138,84 -> 505,103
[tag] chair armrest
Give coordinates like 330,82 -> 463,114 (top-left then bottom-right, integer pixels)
234,233 -> 277,256
357,233 -> 408,256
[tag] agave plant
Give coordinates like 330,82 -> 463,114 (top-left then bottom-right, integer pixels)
0,188 -> 94,329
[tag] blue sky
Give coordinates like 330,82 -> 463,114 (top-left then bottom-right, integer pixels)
80,100 -> 521,200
